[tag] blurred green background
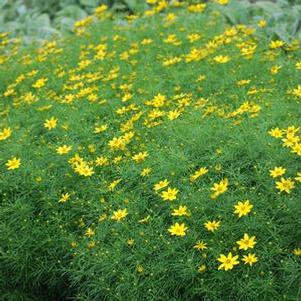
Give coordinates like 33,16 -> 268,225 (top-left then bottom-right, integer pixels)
0,0 -> 146,43
0,0 -> 301,44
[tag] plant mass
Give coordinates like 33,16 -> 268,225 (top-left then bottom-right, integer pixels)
0,1 -> 300,300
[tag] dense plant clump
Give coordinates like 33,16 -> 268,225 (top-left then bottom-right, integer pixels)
0,1 -> 301,300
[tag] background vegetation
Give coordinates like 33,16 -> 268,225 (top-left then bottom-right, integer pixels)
1,0 -> 301,43
0,1 -> 300,301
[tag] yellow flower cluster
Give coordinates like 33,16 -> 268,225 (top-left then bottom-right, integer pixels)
0,1 -> 300,279
269,126 -> 300,193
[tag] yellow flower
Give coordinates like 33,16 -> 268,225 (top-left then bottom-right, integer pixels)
165,13 -> 176,22
210,178 -> 228,199
95,4 -> 108,17
213,55 -> 231,63
108,137 -> 126,150
285,126 -> 299,136
217,252 -> 239,271
204,220 -> 221,232
59,192 -> 70,203
0,127 -> 12,141
108,179 -> 121,191
168,222 -> 188,237
127,238 -> 134,246
71,242 -> 77,248
269,40 -> 285,49
234,200 -> 253,217
242,253 -> 258,266
113,156 -> 123,164
44,117 -> 58,130
69,154 -> 84,166
269,167 -> 286,178
237,233 -> 256,250
153,179 -> 169,191
56,145 -> 72,155
258,20 -> 267,28
141,38 -> 153,45
171,205 -> 190,216
188,3 -> 206,13
132,151 -> 148,163
190,167 -> 208,182
282,133 -> 299,147
198,264 -> 206,272
140,167 -> 151,177
167,109 -> 181,120
161,187 -> 179,201
111,209 -> 128,221
151,93 -> 167,107
87,240 -> 96,248
196,74 -> 206,82
5,157 -> 21,170
74,162 -> 94,177
98,213 -> 107,222
293,248 -> 301,256
216,0 -> 228,5
275,177 -> 295,193
138,215 -> 150,224
188,33 -> 201,43
94,124 -> 108,133
292,85 -> 301,97
268,127 -> 283,138
193,241 -> 208,251
295,61 -> 301,70
85,227 -> 95,237
32,77 -> 47,89
136,265 -> 144,273
237,79 -> 250,86
88,144 -> 95,153
295,172 -> 301,182
95,156 -> 109,166
292,143 -> 301,156
270,65 -> 281,74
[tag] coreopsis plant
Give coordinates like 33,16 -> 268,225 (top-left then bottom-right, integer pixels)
0,1 -> 300,300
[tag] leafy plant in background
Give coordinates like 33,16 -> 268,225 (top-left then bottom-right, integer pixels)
253,0 -> 301,42
0,0 -> 145,43
218,0 -> 301,42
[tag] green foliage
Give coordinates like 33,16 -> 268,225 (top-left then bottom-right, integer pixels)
254,1 -> 301,42
0,2 -> 300,301
219,0 -> 301,42
0,0 -> 147,42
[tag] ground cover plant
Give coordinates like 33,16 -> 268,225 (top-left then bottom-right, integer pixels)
0,1 -> 301,300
